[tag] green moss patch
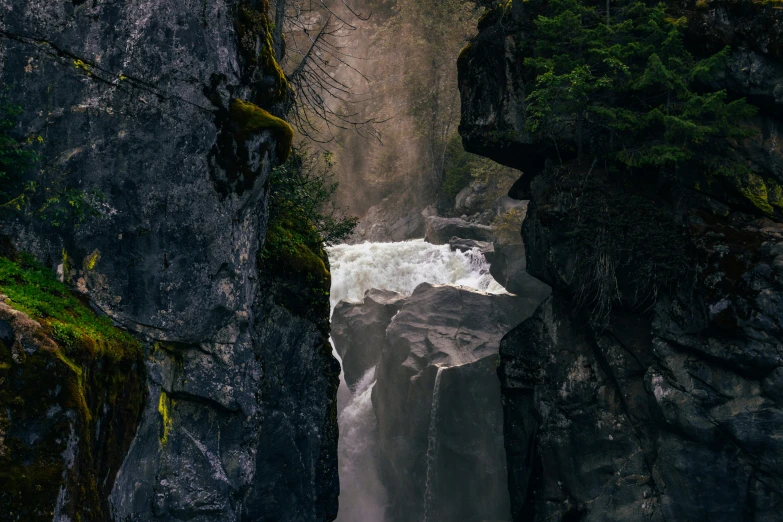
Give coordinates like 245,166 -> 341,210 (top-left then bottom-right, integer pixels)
0,254 -> 140,360
236,2 -> 290,105
0,252 -> 144,521
158,391 -> 174,445
259,207 -> 331,335
230,99 -> 294,162
733,172 -> 783,216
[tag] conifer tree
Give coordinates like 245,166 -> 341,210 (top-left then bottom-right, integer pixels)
525,0 -> 756,177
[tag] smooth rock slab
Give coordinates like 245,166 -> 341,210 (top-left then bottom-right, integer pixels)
372,282 -> 544,522
424,216 -> 494,245
332,289 -> 406,389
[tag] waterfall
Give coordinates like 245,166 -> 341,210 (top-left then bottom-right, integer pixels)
328,240 -> 502,522
423,366 -> 446,522
335,367 -> 387,522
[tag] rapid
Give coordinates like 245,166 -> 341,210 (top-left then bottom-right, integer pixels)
326,239 -> 504,522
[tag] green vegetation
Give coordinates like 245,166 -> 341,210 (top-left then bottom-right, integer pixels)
442,134 -> 475,199
230,99 -> 294,162
525,0 -> 757,186
441,133 -> 518,207
492,208 -> 525,245
0,253 -> 140,360
0,250 -> 144,521
264,146 -> 358,252
259,146 -> 357,328
236,1 -> 290,105
0,93 -> 39,213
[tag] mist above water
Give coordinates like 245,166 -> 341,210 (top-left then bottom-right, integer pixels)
328,240 -> 504,522
335,366 -> 386,522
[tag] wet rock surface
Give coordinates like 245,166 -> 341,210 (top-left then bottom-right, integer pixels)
458,2 -> 783,521
0,1 -> 338,520
448,237 -> 495,262
424,216 -> 494,245
332,289 -> 406,389
368,283 -> 544,522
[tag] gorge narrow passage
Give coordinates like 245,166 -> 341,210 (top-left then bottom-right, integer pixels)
327,239 -> 522,522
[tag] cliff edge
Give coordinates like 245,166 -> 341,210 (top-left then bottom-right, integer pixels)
0,1 -> 338,520
459,1 -> 783,520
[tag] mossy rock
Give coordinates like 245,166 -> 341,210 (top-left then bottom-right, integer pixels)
235,1 -> 290,106
733,172 -> 783,216
259,212 -> 331,335
230,98 -> 294,162
0,252 -> 145,521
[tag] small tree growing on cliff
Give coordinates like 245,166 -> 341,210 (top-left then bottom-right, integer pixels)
263,145 -> 358,252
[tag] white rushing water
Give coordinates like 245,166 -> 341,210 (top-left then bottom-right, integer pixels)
328,239 -> 504,522
334,366 -> 387,522
327,239 -> 505,311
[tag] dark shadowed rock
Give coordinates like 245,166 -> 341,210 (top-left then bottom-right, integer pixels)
372,282 -> 544,522
459,2 -> 783,520
448,237 -> 495,263
331,289 -> 406,389
424,216 -> 494,245
489,241 -> 550,301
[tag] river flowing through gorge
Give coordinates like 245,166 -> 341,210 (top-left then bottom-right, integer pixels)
326,240 -> 521,522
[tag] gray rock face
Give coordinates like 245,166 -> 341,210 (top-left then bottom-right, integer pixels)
489,241 -> 550,301
424,216 -> 494,245
331,289 -> 405,389
448,237 -> 495,263
371,283 -> 543,522
454,186 -> 473,211
501,217 -> 783,520
0,1 -> 338,520
458,2 -> 783,521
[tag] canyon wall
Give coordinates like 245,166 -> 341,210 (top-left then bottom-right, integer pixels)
0,1 -> 338,520
459,1 -> 783,521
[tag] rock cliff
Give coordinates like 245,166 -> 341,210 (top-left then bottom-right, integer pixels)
459,1 -> 783,521
0,1 -> 338,520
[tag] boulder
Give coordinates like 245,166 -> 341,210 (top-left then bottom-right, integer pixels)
448,237 -> 495,263
371,283 -> 544,522
424,216 -> 494,245
494,196 -> 527,216
455,186 -> 473,210
331,289 -> 406,389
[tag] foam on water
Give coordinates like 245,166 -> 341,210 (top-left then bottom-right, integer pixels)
327,239 -> 505,312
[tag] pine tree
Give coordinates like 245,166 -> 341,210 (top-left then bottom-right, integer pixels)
524,0 -> 757,177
